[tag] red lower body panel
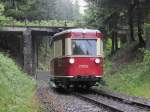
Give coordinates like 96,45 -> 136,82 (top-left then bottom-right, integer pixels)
51,57 -> 103,78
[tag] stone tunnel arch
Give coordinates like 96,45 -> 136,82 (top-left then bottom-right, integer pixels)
0,26 -> 71,77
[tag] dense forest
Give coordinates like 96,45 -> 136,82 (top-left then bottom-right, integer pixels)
0,0 -> 80,20
0,0 -> 81,26
85,0 -> 150,51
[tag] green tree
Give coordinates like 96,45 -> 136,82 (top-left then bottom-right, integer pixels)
72,0 -> 80,20
85,0 -> 150,54
55,0 -> 78,20
0,0 -> 80,21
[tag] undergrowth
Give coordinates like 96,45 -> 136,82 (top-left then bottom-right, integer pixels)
0,53 -> 41,112
103,50 -> 150,99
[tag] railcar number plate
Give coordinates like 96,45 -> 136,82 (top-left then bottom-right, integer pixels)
79,65 -> 89,68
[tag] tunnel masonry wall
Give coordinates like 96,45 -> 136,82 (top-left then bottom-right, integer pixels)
23,30 -> 33,75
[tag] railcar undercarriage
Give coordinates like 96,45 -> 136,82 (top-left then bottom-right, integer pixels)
49,76 -> 102,89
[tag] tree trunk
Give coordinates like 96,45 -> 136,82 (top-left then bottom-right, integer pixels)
114,31 -> 118,50
137,21 -> 145,47
137,0 -> 145,47
128,4 -> 135,41
111,32 -> 115,55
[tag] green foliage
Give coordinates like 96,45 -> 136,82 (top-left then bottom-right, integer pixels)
0,53 -> 39,112
0,0 -> 82,26
0,3 -> 4,13
83,6 -> 97,28
0,3 -> 7,22
104,53 -> 150,98
143,50 -> 150,72
145,23 -> 150,32
0,19 -> 80,27
38,38 -> 50,71
85,0 -> 150,35
104,38 -> 112,55
1,0 -> 81,21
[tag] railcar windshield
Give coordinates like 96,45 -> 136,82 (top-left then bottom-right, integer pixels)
72,39 -> 97,56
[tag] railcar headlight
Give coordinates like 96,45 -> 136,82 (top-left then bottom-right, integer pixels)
95,58 -> 100,64
69,58 -> 75,64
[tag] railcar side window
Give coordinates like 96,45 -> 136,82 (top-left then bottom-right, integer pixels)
54,40 -> 62,57
72,39 -> 96,56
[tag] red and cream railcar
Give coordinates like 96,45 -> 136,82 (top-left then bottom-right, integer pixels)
49,28 -> 104,88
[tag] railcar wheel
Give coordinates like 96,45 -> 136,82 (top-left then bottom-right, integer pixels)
84,85 -> 91,89
54,81 -> 63,88
64,83 -> 70,89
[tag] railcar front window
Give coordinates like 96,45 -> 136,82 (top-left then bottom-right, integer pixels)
72,39 -> 96,55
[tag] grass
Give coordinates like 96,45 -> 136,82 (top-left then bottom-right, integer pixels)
145,23 -> 150,32
103,50 -> 150,99
0,52 -> 41,112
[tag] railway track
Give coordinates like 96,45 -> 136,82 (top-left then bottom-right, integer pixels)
91,88 -> 150,110
71,88 -> 150,112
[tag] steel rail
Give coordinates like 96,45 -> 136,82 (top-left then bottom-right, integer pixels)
70,88 -> 150,112
91,88 -> 150,110
52,87 -> 123,111
72,91 -> 124,112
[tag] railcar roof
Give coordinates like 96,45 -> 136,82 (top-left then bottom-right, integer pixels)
53,28 -> 101,37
